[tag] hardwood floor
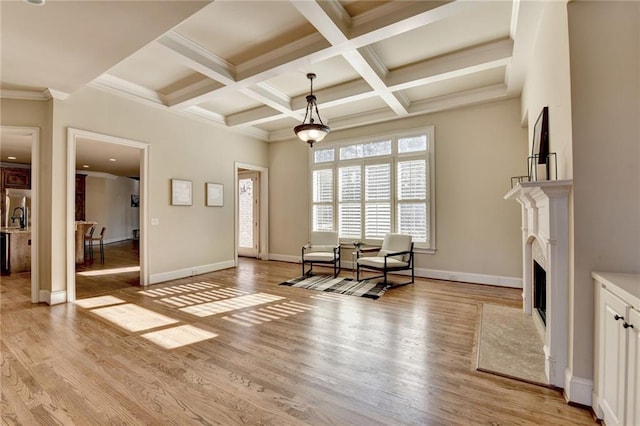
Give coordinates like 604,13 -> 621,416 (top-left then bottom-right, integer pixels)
75,239 -> 141,299
1,246 -> 597,425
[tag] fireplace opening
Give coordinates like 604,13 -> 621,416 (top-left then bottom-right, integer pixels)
533,260 -> 547,325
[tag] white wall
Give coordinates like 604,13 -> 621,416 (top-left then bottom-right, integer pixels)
521,1 -> 573,180
269,98 -> 528,284
85,174 -> 139,243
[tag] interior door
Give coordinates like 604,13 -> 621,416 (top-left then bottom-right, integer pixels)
238,171 -> 259,258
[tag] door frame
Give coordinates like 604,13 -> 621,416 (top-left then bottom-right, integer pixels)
1,126 -> 39,303
234,162 -> 268,264
66,128 -> 149,302
237,170 -> 260,258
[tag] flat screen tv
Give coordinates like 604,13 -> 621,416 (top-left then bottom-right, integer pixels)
532,106 -> 549,165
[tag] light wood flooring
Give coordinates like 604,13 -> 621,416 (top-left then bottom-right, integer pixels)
1,243 -> 597,425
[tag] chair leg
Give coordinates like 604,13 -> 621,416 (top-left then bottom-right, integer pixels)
100,240 -> 104,264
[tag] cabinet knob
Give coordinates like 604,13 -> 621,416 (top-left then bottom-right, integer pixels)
623,322 -> 634,329
614,314 -> 624,321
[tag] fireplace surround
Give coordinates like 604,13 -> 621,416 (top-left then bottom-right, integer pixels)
505,179 -> 572,387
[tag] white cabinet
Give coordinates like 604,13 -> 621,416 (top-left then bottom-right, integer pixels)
593,272 -> 640,426
627,307 -> 640,426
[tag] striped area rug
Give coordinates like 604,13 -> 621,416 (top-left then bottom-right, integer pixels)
280,275 -> 388,299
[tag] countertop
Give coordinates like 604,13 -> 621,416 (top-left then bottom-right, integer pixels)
0,227 -> 31,234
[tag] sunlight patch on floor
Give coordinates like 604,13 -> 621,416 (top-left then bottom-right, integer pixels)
180,293 -> 285,317
91,303 -> 179,332
138,281 -> 219,297
141,325 -> 218,349
221,300 -> 315,327
77,266 -> 140,277
74,295 -> 127,309
155,288 -> 248,308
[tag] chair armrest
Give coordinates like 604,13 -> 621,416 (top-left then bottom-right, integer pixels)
359,246 -> 379,253
355,245 -> 378,259
383,249 -> 412,258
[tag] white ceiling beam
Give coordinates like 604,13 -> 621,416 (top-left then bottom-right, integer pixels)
164,78 -> 223,107
408,84 -> 510,115
292,0 -> 408,116
157,31 -> 236,85
227,106 -> 286,127
349,0 -> 483,46
387,38 -> 514,91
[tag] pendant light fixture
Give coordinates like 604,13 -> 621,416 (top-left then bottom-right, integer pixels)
294,73 -> 330,148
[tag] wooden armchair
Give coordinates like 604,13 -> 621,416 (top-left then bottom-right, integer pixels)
301,231 -> 341,278
356,233 -> 414,287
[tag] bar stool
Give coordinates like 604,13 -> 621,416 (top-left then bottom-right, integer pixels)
83,226 -> 95,261
90,227 -> 106,264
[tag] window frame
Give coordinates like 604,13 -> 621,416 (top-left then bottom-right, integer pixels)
309,126 -> 436,252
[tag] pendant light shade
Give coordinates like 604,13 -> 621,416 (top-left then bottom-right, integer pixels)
294,73 -> 330,148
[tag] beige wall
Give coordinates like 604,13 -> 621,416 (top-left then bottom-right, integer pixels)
85,175 -> 139,242
3,86 -> 269,295
270,98 -> 528,282
55,86 -> 268,280
568,0 -> 640,385
1,98 -> 54,293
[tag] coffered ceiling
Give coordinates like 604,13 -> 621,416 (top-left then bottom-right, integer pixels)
1,0 -> 543,174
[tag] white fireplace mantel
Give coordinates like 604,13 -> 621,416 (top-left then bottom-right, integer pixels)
504,179 -> 572,388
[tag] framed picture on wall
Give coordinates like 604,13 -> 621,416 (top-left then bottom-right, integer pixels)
206,182 -> 223,207
171,179 -> 192,206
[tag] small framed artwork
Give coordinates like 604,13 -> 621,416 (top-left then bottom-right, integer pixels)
206,182 -> 223,207
171,179 -> 192,206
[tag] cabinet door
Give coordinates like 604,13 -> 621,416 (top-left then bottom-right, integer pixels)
627,308 -> 640,426
600,288 -> 628,426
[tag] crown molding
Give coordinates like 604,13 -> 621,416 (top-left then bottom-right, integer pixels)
90,74 -> 165,106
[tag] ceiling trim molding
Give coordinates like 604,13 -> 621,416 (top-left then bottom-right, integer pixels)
90,74 -> 166,106
0,89 -> 50,101
45,88 -> 70,100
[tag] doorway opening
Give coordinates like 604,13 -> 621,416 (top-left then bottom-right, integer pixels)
0,126 -> 39,303
67,128 -> 149,302
238,170 -> 259,258
234,162 -> 268,263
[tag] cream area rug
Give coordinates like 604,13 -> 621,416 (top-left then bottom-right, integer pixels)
475,304 -> 548,386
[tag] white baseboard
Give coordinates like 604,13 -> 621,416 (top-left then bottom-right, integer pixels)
591,390 -> 603,419
268,253 -> 300,263
417,268 -> 522,288
149,260 -> 235,285
40,289 -> 67,305
563,368 -> 593,406
268,253 -> 521,288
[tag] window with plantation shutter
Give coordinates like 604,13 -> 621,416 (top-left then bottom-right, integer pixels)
365,163 -> 391,239
310,127 -> 435,250
312,168 -> 333,231
338,166 -> 361,238
397,159 -> 428,243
